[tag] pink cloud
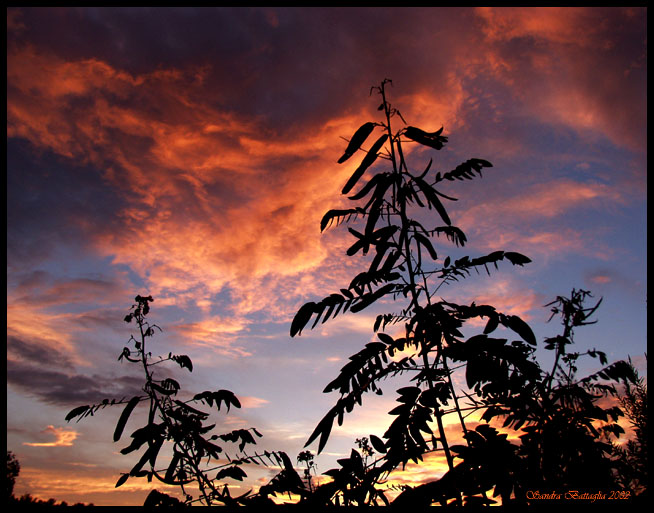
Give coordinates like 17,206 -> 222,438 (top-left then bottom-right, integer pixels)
473,7 -> 646,152
454,179 -> 625,262
240,396 -> 270,409
7,44 -> 372,323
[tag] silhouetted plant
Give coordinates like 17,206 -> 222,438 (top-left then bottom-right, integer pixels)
297,450 -> 317,493
7,451 -> 20,500
290,81 -> 640,506
510,290 -> 631,494
611,356 -> 647,496
66,295 -> 302,506
391,289 -> 639,505
291,79 -> 537,505
7,451 -> 93,507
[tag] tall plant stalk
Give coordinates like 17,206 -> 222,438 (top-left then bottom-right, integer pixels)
291,80 -> 535,504
67,295 -> 305,506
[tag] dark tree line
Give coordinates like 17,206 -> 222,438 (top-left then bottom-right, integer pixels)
7,451 -> 93,507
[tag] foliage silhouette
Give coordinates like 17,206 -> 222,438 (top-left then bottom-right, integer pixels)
611,355 -> 648,496
297,450 -> 317,493
66,295 -> 305,506
7,451 -> 20,500
290,81 -> 642,505
391,289 -> 640,506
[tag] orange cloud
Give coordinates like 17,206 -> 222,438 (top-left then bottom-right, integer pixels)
461,279 -> 542,322
7,302 -> 89,368
7,43 -> 374,331
169,317 -> 253,358
476,7 -> 601,46
23,425 -> 79,447
459,180 -> 624,228
453,179 -> 625,262
240,396 -> 270,409
473,7 -> 646,152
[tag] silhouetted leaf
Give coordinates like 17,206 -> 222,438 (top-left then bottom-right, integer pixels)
320,208 -> 360,232
437,158 -> 492,183
346,228 -> 369,256
397,386 -> 421,403
351,283 -> 396,313
349,171 -> 389,202
504,252 -> 532,266
148,378 -> 180,396
342,134 -> 388,194
291,301 -> 316,337
404,126 -> 448,150
130,444 -> 155,476
120,423 -> 163,455
115,473 -> 129,488
377,332 -> 395,345
338,122 -> 376,164
214,390 -> 241,412
503,315 -> 537,346
174,400 -> 209,418
65,405 -> 90,422
305,407 -> 337,454
369,434 -> 387,454
114,396 -> 140,442
414,233 -> 438,261
413,176 -> 451,225
164,452 -> 182,484
172,354 -> 193,372
365,196 -> 383,237
216,465 -> 247,482
483,314 -> 499,335
192,390 -> 214,407
466,358 -> 482,388
434,226 -> 467,247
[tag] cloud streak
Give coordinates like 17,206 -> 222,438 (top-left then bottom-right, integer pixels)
23,425 -> 79,447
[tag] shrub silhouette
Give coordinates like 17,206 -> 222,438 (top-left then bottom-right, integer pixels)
611,355 -> 648,496
7,451 -> 20,501
7,451 -> 93,507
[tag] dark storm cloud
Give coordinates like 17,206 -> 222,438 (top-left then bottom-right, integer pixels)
8,334 -> 75,369
7,328 -> 144,407
7,358 -> 144,406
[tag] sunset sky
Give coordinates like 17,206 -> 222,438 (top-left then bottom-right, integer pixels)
7,7 -> 647,506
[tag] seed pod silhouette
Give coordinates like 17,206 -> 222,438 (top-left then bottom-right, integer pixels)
338,122 -> 376,163
404,126 -> 448,150
342,134 -> 388,195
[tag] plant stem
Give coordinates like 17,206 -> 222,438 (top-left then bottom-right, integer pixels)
379,81 -> 456,475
